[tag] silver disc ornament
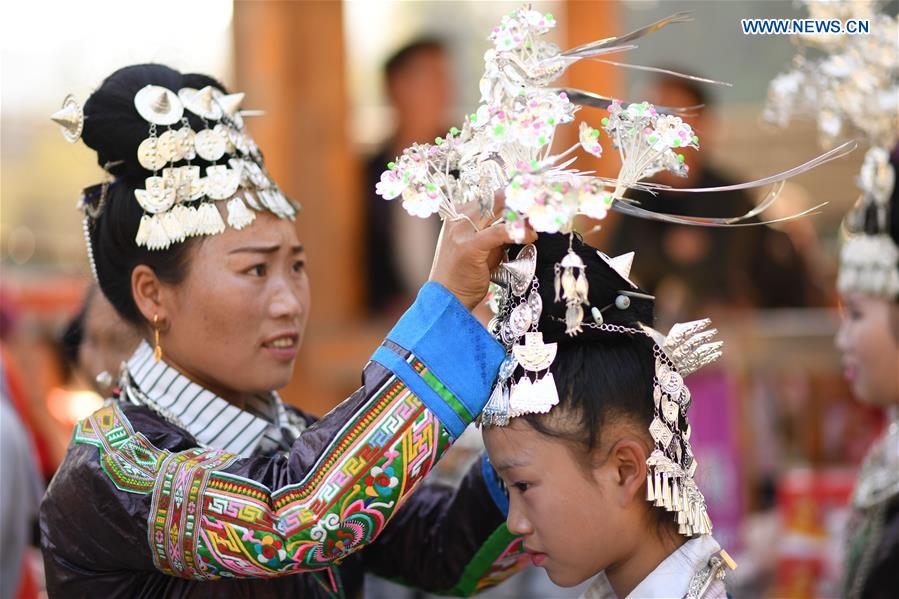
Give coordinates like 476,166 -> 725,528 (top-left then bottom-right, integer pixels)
195,128 -> 227,162
508,303 -> 533,337
137,136 -> 168,171
134,85 -> 184,125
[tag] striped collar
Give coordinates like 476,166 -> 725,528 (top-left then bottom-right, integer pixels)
123,340 -> 299,457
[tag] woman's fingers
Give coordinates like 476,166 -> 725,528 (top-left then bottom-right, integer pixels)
471,221 -> 537,253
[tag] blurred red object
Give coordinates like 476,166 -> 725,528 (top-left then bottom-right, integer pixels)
774,467 -> 856,599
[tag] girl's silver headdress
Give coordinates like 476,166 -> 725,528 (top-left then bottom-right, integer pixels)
482,240 -> 722,538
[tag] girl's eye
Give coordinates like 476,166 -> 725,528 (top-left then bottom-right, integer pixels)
248,264 -> 267,277
292,260 -> 306,273
513,482 -> 530,493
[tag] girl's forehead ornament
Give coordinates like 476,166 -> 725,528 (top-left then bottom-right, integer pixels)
54,79 -> 299,260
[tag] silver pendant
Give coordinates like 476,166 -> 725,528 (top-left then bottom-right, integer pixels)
527,288 -> 543,322
498,354 -> 519,381
163,166 -> 203,203
509,373 -> 559,417
159,127 -> 196,162
512,332 -> 557,372
194,128 -> 227,162
203,165 -> 240,200
215,124 -> 236,154
135,176 -> 176,214
508,303 -> 533,337
649,417 -> 674,448
662,396 -> 679,423
137,136 -> 168,171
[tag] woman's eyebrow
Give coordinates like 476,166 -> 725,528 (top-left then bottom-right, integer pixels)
228,244 -> 305,255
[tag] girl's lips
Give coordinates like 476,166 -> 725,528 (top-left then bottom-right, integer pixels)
528,552 -> 547,567
843,364 -> 858,382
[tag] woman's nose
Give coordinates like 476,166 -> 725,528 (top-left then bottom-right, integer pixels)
269,281 -> 304,320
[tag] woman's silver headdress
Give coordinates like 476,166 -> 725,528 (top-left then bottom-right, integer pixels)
51,83 -> 298,262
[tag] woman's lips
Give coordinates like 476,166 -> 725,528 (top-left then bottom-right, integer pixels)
843,363 -> 858,382
262,333 -> 299,360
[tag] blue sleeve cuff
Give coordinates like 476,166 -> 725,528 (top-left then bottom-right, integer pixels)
481,453 -> 509,515
374,282 -> 505,430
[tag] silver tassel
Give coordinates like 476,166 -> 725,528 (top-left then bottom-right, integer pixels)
561,268 -> 576,301
575,269 -> 589,303
554,268 -> 561,302
646,472 -> 655,502
482,382 -> 510,427
671,478 -> 681,511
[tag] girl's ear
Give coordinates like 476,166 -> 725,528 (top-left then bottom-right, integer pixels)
602,438 -> 650,508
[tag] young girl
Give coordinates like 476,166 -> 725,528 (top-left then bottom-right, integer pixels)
481,234 -> 735,598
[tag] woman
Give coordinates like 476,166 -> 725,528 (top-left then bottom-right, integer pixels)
41,64 -> 534,598
834,148 -> 899,598
480,234 -> 734,598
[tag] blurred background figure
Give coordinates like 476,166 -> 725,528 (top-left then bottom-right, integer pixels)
61,285 -> 141,396
609,71 -> 826,324
1,367 -> 44,599
833,148 -> 899,598
364,38 -> 449,318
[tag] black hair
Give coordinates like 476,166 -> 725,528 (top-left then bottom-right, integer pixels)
514,233 -> 656,452
512,234 -> 678,535
80,64 -> 228,326
383,37 -> 447,81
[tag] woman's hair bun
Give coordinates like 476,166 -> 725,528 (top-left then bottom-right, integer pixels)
81,64 -> 226,182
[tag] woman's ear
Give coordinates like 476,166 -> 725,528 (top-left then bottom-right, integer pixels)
132,264 -> 166,327
604,438 -> 650,508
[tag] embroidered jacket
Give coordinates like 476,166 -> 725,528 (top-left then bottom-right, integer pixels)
40,283 -> 527,598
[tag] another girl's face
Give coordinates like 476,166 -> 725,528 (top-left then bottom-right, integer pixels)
160,212 -> 310,399
835,292 -> 899,406
482,419 -> 640,588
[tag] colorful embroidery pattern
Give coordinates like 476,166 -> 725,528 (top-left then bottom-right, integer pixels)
73,404 -> 167,494
149,374 -> 451,579
71,357 -> 460,581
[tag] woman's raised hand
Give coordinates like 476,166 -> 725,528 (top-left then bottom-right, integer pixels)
429,202 -> 536,311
